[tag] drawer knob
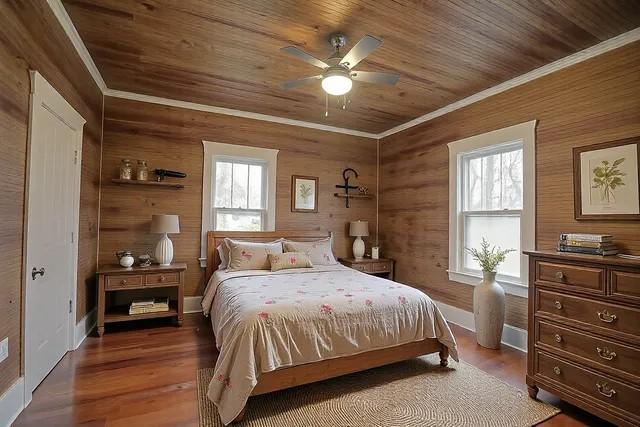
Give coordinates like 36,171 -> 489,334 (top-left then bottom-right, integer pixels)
597,309 -> 617,323
554,271 -> 564,280
120,279 -> 127,285
596,382 -> 616,398
553,366 -> 561,375
554,334 -> 562,343
596,347 -> 617,361
159,275 -> 166,282
554,300 -> 563,310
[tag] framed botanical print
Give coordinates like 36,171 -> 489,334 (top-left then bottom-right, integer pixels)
291,175 -> 318,213
573,137 -> 640,220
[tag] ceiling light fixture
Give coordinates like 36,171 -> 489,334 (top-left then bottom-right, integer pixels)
321,69 -> 352,96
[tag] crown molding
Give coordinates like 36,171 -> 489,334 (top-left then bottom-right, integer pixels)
47,0 -> 107,92
377,27 -> 640,139
104,89 -> 379,138
48,0 -> 638,140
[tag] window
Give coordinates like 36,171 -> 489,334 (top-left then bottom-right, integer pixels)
448,121 -> 536,297
200,141 -> 278,266
213,158 -> 266,231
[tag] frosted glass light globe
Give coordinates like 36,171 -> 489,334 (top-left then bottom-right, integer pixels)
321,74 -> 352,96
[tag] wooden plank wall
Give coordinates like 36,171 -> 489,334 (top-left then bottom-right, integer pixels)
99,97 -> 377,297
0,1 -> 103,395
379,42 -> 640,330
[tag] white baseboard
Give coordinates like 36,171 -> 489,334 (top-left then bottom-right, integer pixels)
73,308 -> 96,350
0,377 -> 25,427
184,296 -> 203,314
433,300 -> 527,352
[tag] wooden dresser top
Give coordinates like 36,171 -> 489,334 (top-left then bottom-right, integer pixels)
97,263 -> 188,274
524,250 -> 640,268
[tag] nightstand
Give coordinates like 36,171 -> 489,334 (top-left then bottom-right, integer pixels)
96,263 -> 187,336
338,257 -> 395,280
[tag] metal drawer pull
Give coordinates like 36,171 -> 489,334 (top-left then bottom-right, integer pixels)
596,382 -> 616,398
120,279 -> 128,285
597,309 -> 617,323
596,347 -> 617,361
553,366 -> 561,375
554,334 -> 562,343
159,275 -> 166,282
555,271 -> 564,280
554,300 -> 563,310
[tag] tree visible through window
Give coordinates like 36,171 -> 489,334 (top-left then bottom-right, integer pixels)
461,142 -> 523,279
213,158 -> 267,231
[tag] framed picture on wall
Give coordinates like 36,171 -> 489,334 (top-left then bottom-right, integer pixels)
291,175 -> 318,213
573,137 -> 640,220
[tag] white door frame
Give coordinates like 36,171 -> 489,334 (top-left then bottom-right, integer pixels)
22,70 -> 85,404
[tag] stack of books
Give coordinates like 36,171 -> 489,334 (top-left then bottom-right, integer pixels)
558,233 -> 618,256
129,297 -> 170,315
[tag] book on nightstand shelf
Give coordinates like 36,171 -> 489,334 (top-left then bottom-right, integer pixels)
557,233 -> 618,256
129,297 -> 170,315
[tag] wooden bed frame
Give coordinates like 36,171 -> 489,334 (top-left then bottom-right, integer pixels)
206,230 -> 449,422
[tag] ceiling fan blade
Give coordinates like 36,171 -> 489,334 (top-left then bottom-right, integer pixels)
281,46 -> 329,69
351,71 -> 400,86
339,35 -> 382,69
282,75 -> 323,90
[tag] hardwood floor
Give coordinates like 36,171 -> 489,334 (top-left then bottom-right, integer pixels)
14,314 -> 613,426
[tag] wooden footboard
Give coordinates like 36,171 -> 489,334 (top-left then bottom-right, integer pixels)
232,338 -> 448,422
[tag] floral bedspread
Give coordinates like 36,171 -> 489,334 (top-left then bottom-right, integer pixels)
201,264 -> 458,425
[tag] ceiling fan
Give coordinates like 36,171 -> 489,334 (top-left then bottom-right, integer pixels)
281,33 -> 400,98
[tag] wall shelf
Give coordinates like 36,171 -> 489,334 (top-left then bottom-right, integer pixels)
333,193 -> 374,200
111,178 -> 184,189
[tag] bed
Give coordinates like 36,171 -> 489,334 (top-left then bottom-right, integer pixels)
201,230 -> 458,424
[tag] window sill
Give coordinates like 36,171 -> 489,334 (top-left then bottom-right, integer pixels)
447,270 -> 528,298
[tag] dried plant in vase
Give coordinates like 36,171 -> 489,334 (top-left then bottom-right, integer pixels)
465,238 -> 515,349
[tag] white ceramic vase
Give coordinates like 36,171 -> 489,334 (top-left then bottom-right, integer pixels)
473,271 -> 505,349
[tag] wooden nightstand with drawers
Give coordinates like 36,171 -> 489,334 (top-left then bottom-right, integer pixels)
96,263 -> 187,336
524,250 -> 640,427
339,257 -> 395,281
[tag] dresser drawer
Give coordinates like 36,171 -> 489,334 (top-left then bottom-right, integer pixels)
537,320 -> 640,381
145,272 -> 180,286
372,262 -> 390,273
536,350 -> 640,422
611,269 -> 640,304
350,264 -> 367,272
537,289 -> 640,343
106,275 -> 143,290
536,261 -> 604,293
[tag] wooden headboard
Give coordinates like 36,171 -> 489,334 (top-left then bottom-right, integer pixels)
206,230 -> 331,281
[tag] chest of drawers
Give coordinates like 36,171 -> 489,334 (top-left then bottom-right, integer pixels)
525,251 -> 640,427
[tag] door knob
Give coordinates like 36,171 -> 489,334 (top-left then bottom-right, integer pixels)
32,267 -> 45,280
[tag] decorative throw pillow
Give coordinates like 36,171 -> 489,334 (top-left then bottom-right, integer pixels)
226,239 -> 283,271
268,252 -> 313,271
282,237 -> 337,265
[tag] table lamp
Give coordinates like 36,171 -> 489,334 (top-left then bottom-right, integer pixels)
151,214 -> 180,266
349,220 -> 369,260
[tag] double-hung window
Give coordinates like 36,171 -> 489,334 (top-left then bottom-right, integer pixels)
448,121 -> 536,297
200,141 -> 278,266
213,157 -> 266,231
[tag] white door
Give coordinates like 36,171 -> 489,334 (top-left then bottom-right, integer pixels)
24,71 -> 85,397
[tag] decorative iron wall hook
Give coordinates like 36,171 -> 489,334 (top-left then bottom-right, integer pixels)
335,168 -> 359,208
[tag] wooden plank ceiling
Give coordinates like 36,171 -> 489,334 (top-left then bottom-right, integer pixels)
62,0 -> 640,134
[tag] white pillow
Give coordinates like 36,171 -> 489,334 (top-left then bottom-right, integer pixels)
216,244 -> 228,270
226,239 -> 284,271
282,237 -> 337,265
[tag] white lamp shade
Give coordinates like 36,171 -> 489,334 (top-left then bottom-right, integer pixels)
349,220 -> 369,237
151,214 -> 180,234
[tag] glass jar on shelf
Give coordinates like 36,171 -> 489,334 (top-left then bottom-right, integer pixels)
119,159 -> 133,180
137,160 -> 149,181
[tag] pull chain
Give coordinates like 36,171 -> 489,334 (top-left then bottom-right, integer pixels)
325,93 -> 329,117
342,95 -> 346,110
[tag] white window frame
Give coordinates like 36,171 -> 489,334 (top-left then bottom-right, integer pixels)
447,120 -> 536,297
200,141 -> 278,267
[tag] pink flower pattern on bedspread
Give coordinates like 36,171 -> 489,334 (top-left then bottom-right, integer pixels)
201,265 -> 458,425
